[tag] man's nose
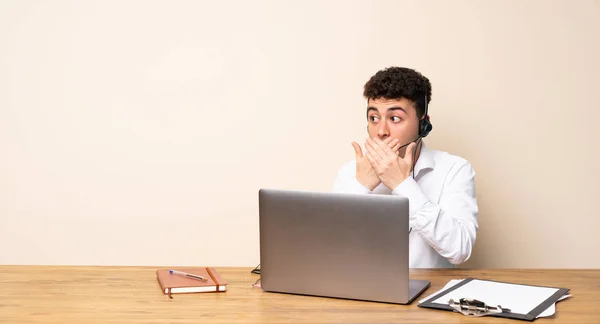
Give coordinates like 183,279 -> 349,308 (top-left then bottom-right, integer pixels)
377,121 -> 390,137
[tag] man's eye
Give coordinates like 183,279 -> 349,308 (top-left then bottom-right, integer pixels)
369,116 -> 379,122
391,116 -> 401,122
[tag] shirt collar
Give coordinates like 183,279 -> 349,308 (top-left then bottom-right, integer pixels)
413,142 -> 435,177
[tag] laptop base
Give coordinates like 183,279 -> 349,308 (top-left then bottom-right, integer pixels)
408,279 -> 431,304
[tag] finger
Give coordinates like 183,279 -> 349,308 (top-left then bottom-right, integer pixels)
385,138 -> 399,150
385,138 -> 399,152
365,151 -> 381,172
352,142 -> 363,159
372,137 -> 396,158
366,138 -> 385,158
375,137 -> 396,153
392,142 -> 401,154
365,139 -> 384,161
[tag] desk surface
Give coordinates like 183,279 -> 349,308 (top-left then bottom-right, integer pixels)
1,266 -> 599,323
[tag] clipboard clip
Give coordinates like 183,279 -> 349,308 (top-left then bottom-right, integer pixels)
448,298 -> 511,317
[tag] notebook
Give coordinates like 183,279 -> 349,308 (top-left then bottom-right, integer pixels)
418,277 -> 570,321
156,267 -> 227,297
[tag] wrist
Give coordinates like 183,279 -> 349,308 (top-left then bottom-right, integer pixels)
357,177 -> 378,191
364,180 -> 379,191
386,174 -> 409,191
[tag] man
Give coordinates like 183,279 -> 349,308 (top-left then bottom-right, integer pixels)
332,67 -> 478,268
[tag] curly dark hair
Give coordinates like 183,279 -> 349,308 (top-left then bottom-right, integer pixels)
363,67 -> 432,119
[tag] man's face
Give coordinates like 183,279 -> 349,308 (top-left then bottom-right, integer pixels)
366,97 -> 419,157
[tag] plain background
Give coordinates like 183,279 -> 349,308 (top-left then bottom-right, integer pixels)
1,0 -> 599,268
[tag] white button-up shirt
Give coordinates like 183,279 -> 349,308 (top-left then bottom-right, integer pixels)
332,143 -> 479,268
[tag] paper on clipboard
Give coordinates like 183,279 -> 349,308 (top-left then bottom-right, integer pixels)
419,279 -> 571,318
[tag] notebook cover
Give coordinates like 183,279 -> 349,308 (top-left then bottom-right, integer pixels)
417,277 -> 570,321
156,267 -> 227,295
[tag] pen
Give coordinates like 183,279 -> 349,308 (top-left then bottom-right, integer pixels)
169,269 -> 208,282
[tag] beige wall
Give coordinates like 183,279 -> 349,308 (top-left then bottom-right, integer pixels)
1,0 -> 598,268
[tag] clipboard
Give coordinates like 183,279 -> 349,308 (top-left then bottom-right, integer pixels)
418,277 -> 570,321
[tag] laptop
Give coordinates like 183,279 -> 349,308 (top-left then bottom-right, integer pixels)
258,188 -> 430,304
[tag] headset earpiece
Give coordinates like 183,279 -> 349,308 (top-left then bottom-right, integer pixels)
419,116 -> 432,138
418,94 -> 433,138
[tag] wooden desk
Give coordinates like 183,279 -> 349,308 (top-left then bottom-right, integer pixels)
1,266 -> 599,323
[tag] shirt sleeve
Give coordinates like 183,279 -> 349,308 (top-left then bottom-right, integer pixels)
332,161 -> 372,194
391,160 -> 479,265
